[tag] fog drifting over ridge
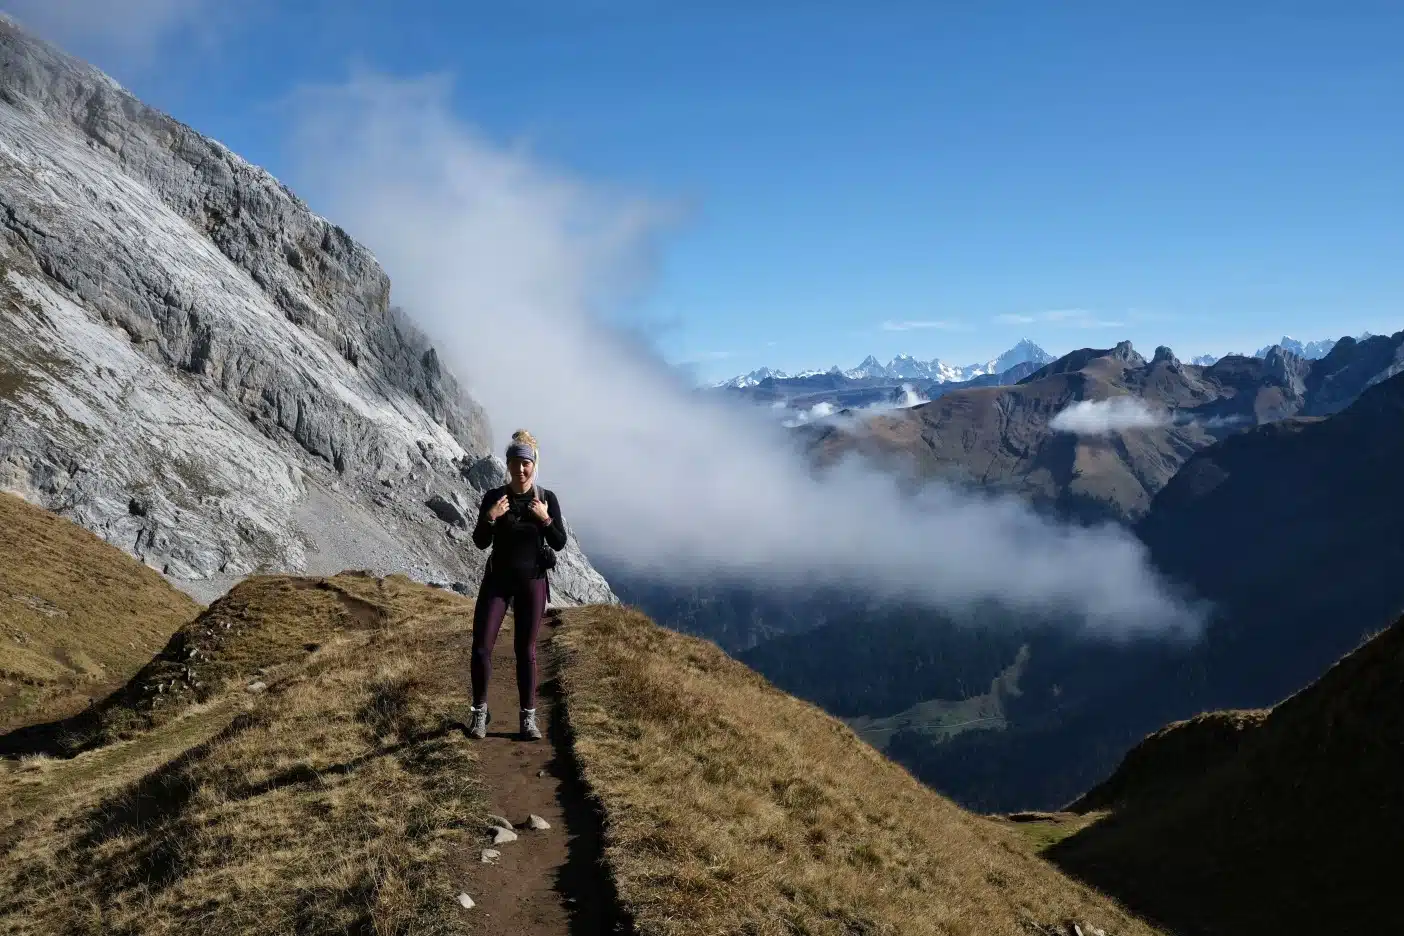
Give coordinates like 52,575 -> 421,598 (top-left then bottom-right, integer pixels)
287,73 -> 1202,638
1050,397 -> 1171,436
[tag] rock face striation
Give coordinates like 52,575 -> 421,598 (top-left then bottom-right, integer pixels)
0,18 -> 614,605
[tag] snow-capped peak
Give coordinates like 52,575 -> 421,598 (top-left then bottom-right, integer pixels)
716,339 -> 1054,387
715,366 -> 790,389
1254,336 -> 1339,360
844,355 -> 890,380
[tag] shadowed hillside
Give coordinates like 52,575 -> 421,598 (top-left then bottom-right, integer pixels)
553,604 -> 1165,936
0,491 -> 200,733
1048,617 -> 1404,936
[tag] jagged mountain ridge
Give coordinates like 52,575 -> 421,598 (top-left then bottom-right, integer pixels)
1186,331 -> 1370,367
722,357 -> 1046,426
0,19 -> 613,603
718,338 -> 1053,388
804,335 -> 1403,523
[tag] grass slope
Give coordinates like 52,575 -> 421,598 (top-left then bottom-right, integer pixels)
554,605 -> 1164,936
0,573 -> 485,936
1049,617 -> 1404,936
0,492 -> 201,733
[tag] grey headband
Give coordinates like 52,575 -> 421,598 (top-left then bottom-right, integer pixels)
505,442 -> 536,463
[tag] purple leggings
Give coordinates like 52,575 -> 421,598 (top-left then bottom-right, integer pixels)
471,574 -> 549,710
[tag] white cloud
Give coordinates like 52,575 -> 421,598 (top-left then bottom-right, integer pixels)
1,0 -> 228,59
996,309 -> 1124,329
1050,397 -> 1170,435
882,319 -> 963,332
285,71 -> 1201,638
779,383 -> 928,428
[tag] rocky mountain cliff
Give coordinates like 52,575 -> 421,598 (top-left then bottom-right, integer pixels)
0,19 -> 613,604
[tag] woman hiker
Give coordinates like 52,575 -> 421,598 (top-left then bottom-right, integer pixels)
466,430 -> 567,741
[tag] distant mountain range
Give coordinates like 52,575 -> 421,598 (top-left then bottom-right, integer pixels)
728,334 -> 1366,387
1190,333 -> 1371,367
800,334 -> 1404,523
718,339 -> 1054,388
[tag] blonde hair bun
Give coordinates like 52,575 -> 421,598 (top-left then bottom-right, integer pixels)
507,429 -> 539,464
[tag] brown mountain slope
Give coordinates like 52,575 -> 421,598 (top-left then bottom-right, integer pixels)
804,334 -> 1403,523
0,491 -> 200,732
0,572 -> 488,935
554,604 -> 1165,936
1047,617 -> 1404,936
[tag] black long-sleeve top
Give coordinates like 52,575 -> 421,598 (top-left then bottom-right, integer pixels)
472,485 -> 567,581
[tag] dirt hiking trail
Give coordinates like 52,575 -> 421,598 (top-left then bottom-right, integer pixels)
448,607 -> 633,935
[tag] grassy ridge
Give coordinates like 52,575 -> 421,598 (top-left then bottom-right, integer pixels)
554,604 -> 1163,936
1,574 -> 486,936
1049,617 -> 1404,936
0,492 -> 200,732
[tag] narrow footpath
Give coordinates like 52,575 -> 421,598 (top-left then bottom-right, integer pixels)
448,608 -> 632,935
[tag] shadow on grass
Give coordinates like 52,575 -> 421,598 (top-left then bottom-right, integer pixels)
544,615 -> 637,936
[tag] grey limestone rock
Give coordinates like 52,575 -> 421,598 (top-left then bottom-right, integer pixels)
0,17 -> 615,606
425,494 -> 467,528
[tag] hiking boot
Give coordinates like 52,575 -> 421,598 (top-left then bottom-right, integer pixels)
468,705 -> 489,739
519,708 -> 541,741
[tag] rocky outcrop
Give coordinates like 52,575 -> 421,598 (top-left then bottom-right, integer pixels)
0,18 -> 613,605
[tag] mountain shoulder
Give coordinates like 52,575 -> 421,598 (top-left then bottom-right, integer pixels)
1047,615 -> 1404,936
0,491 -> 201,734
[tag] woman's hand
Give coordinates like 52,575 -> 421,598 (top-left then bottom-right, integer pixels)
529,496 -> 552,524
486,495 -> 509,522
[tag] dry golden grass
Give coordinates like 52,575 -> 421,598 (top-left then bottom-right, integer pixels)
0,492 -> 201,732
0,573 -> 487,936
553,605 -> 1165,936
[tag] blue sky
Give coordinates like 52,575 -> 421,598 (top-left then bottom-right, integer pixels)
15,1 -> 1403,382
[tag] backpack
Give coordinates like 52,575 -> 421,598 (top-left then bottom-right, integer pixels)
533,485 -> 558,573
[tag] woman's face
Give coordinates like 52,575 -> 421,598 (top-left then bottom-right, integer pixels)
507,456 -> 536,487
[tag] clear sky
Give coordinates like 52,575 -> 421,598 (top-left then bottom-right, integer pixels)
12,0 -> 1403,382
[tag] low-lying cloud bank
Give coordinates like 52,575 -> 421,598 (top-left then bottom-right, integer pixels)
1050,397 -> 1170,435
286,73 -> 1202,638
780,384 -> 927,428
1050,398 -> 1255,436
